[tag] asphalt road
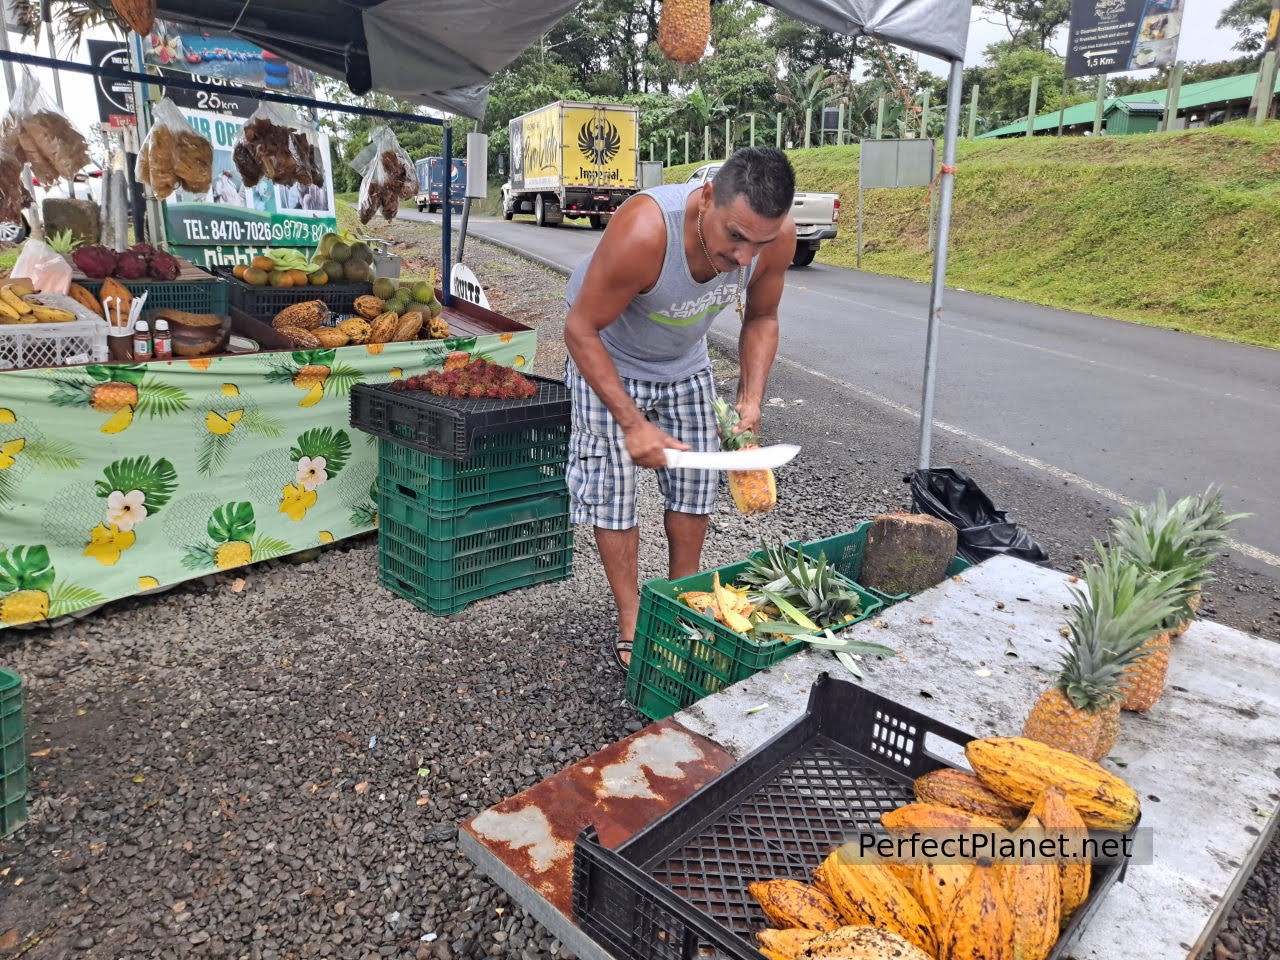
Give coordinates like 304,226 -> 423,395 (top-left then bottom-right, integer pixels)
402,207 -> 1280,568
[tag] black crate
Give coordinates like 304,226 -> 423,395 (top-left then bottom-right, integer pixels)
350,377 -> 570,461
572,674 -> 1132,960
212,266 -> 373,318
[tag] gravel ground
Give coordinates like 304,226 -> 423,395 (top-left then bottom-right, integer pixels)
1,228 -> 1277,959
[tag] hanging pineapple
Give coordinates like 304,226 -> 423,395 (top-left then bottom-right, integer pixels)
1022,546 -> 1180,760
712,396 -> 775,515
658,0 -> 712,65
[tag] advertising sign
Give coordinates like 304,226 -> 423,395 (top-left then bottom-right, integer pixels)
560,106 -> 637,189
1066,0 -> 1185,77
87,39 -> 135,125
162,106 -> 336,260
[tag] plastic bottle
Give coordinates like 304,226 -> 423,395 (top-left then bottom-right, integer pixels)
152,318 -> 172,360
133,319 -> 153,361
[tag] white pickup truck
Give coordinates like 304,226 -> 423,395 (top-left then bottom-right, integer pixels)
686,162 -> 839,267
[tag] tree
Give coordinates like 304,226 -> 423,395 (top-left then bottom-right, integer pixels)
6,0 -> 123,51
963,40 -> 1086,128
978,0 -> 1071,51
1216,0 -> 1274,54
771,65 -> 846,148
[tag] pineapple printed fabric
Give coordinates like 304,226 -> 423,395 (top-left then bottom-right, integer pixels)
0,331 -> 537,628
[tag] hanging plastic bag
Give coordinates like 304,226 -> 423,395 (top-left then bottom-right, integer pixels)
135,98 -> 213,200
11,237 -> 73,295
233,102 -> 323,188
909,467 -> 1051,566
0,66 -> 91,185
0,150 -> 28,224
353,126 -> 415,224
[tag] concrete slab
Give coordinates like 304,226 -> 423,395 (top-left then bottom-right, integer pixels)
673,556 -> 1280,960
462,556 -> 1279,960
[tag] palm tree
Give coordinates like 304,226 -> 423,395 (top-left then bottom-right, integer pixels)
772,65 -> 846,148
6,0 -> 127,51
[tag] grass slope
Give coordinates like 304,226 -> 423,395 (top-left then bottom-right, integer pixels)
667,123 -> 1280,349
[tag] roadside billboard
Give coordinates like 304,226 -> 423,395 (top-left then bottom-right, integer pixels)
1066,0 -> 1185,77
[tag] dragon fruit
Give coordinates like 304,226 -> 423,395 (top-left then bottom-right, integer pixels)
71,245 -> 118,279
128,242 -> 158,261
115,252 -> 150,280
148,250 -> 181,281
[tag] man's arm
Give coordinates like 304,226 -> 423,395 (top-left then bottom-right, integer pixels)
563,198 -> 686,469
734,218 -> 797,437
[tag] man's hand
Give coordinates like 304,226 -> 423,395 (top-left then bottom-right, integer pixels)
733,398 -> 763,440
624,419 -> 689,469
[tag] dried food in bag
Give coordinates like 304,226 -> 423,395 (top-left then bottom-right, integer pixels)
0,67 -> 91,184
0,150 -> 28,223
354,126 -> 415,224
233,102 -> 323,188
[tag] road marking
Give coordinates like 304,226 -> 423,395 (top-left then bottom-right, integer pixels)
776,352 -> 1280,570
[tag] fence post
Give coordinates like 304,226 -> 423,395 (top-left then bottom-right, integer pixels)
837,103 -> 846,145
920,91 -> 930,137
703,125 -> 710,161
666,136 -> 672,166
1257,51 -> 1279,124
968,83 -> 980,140
875,97 -> 885,139
1164,61 -> 1184,130
805,107 -> 812,148
684,131 -> 690,164
776,112 -> 782,148
725,117 -> 731,158
1026,77 -> 1039,136
1093,74 -> 1106,135
750,114 -> 756,146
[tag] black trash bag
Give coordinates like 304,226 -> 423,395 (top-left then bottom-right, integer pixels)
909,468 -> 1051,566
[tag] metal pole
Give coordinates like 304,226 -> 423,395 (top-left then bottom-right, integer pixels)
442,121 -> 452,306
128,34 -> 165,247
1026,77 -> 1039,136
42,10 -> 62,109
967,84 -> 979,140
1093,74 -> 1106,135
0,4 -> 17,108
1164,61 -> 1184,130
856,180 -> 863,270
915,59 -> 965,471
875,97 -> 885,139
456,111 -> 485,266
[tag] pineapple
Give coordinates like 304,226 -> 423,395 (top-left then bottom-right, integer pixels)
658,0 -> 711,64
1022,546 -> 1181,760
51,377 -> 140,432
712,396 -> 776,515
266,351 -> 349,408
182,502 -> 257,571
294,365 -> 331,407
0,545 -> 56,626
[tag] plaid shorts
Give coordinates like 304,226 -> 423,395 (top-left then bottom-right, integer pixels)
564,358 -> 720,529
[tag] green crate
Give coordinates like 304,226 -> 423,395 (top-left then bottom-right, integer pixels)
787,523 -> 973,605
378,530 -> 573,615
379,491 -> 571,580
80,279 -> 229,315
0,669 -> 24,838
626,557 -> 884,721
377,428 -> 567,518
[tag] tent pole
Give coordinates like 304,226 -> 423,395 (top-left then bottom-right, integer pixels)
915,59 -> 964,471
442,121 -> 453,306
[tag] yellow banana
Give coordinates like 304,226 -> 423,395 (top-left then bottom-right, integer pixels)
5,278 -> 35,296
31,305 -> 78,323
0,285 -> 33,315
0,299 -> 21,323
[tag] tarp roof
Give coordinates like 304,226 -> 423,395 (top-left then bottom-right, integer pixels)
979,70 -> 1278,138
145,0 -> 970,119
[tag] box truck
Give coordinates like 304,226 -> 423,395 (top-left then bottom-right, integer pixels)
414,157 -> 467,214
501,101 -> 640,229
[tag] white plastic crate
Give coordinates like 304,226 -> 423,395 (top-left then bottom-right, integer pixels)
0,293 -> 108,370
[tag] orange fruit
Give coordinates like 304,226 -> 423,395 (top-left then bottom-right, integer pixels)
232,263 -> 249,280
251,255 -> 275,272
287,269 -> 310,287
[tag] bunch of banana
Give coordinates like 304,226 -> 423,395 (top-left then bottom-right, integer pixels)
0,280 -> 78,323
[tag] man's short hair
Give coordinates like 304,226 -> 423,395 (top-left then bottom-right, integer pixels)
711,147 -> 795,219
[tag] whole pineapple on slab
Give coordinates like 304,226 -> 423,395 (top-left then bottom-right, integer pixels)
1022,546 -> 1181,760
712,396 -> 776,515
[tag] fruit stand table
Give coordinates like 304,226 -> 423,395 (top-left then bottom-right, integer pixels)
0,303 -> 536,628
459,555 -> 1280,960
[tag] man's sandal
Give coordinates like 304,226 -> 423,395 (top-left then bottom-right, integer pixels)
610,639 -> 633,673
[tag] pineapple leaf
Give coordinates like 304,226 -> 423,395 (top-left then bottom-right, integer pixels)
181,543 -> 216,571
95,457 -> 178,511
209,502 -> 256,543
197,430 -> 233,477
249,535 -> 292,560
323,362 -> 365,396
88,364 -> 146,386
135,379 -> 191,419
293,350 -> 337,366
49,582 -> 107,618
443,337 -> 477,352
0,469 -> 16,510
290,428 -> 351,476
21,438 -> 83,471
48,379 -> 92,406
350,503 -> 377,527
264,367 -> 298,385
239,409 -> 283,437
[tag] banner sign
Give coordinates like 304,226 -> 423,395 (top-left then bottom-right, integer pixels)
142,21 -> 316,116
161,105 -> 337,250
1066,0 -> 1184,77
88,39 -> 135,125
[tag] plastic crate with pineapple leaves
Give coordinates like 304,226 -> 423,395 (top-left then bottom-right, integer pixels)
787,521 -> 973,607
626,552 -> 884,721
1,668 -> 26,838
0,293 -> 108,370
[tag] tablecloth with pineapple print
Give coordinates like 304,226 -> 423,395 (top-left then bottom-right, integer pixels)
0,330 -> 537,627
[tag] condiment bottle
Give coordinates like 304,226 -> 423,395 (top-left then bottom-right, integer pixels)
133,319 -> 153,361
152,318 -> 173,360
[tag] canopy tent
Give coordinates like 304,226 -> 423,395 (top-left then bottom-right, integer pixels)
85,0 -> 971,467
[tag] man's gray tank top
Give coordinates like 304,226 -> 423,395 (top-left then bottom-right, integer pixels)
565,182 -> 756,382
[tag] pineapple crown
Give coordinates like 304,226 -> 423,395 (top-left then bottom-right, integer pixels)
1057,544 -> 1185,711
1110,487 -> 1247,587
711,396 -> 757,450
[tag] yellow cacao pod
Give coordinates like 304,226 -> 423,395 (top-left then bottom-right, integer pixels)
747,879 -> 842,932
939,859 -> 1014,960
1000,814 -> 1061,960
1027,786 -> 1091,922
797,925 -> 934,960
914,768 -> 1027,828
820,852 -> 936,957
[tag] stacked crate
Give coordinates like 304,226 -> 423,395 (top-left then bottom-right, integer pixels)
0,668 -> 25,838
351,377 -> 573,615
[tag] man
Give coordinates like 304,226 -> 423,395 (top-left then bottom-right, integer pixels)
563,146 -> 796,671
